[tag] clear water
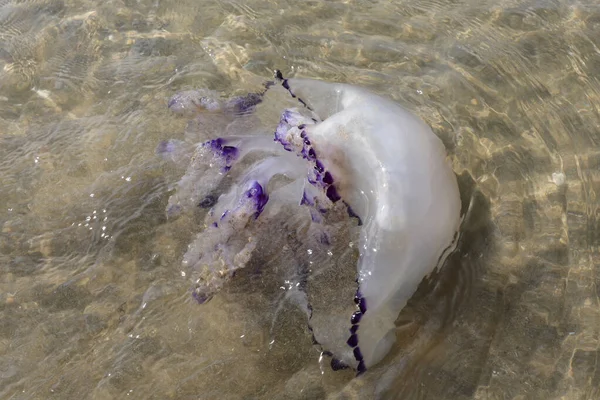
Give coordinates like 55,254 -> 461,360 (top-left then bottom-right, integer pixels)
1,0 -> 599,399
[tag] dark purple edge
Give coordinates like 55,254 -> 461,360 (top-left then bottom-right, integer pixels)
275,70 -> 370,375
349,289 -> 368,375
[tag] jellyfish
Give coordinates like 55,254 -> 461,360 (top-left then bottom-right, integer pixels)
157,72 -> 462,374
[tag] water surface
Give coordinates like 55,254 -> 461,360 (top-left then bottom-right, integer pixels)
1,0 -> 599,399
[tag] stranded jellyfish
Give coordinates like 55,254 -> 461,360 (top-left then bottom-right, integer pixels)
158,72 -> 461,374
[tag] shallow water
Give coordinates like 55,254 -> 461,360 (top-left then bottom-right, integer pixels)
1,0 -> 600,399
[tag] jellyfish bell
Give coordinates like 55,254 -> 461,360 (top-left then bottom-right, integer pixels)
159,73 -> 462,374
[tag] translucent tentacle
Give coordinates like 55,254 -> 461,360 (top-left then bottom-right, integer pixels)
184,179 -> 269,303
166,135 -> 288,218
156,139 -> 194,169
208,155 -> 305,221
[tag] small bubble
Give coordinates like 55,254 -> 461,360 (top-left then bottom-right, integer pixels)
90,193 -> 95,198
307,249 -> 313,255
125,177 -> 132,182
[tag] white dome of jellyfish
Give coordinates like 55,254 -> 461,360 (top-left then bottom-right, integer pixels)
157,71 -> 462,375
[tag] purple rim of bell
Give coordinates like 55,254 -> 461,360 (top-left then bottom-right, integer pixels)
345,203 -> 363,226
276,113 -> 342,205
274,69 -> 314,112
347,289 -> 368,375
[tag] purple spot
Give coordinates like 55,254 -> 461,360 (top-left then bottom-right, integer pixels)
300,191 -> 314,206
310,209 -> 323,223
221,145 -> 238,158
318,231 -> 330,245
211,222 -> 218,228
351,311 -> 362,324
156,140 -> 175,155
353,347 -> 364,361
346,205 -> 363,226
357,361 -> 366,375
350,325 -> 359,334
303,137 -> 311,146
301,146 -> 316,161
315,160 -> 325,173
282,109 -> 294,123
331,358 -> 349,371
358,297 -> 367,314
198,195 -> 217,209
347,334 -> 358,348
326,186 -> 341,203
299,124 -> 306,130
226,92 -> 263,114
192,290 -> 212,304
204,139 -> 240,171
322,171 -> 334,185
166,204 -> 182,216
245,181 -> 269,218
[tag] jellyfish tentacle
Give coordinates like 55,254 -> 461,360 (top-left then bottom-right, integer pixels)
185,179 -> 269,303
168,89 -> 223,116
166,135 -> 290,218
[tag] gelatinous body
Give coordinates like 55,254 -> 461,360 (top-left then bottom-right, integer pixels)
159,74 -> 461,373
